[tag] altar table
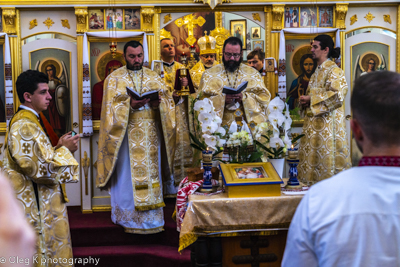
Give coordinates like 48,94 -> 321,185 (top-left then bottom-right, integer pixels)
179,191 -> 304,266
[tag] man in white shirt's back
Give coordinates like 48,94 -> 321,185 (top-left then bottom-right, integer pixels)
282,70 -> 400,267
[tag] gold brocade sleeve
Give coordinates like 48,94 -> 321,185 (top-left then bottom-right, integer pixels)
96,72 -> 130,188
309,62 -> 347,116
7,113 -> 79,185
242,71 -> 271,125
197,68 -> 226,119
157,77 -> 176,173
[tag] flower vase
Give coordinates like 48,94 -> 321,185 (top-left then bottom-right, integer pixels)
269,158 -> 285,178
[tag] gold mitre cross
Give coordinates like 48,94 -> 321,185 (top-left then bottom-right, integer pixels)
175,14 -> 205,46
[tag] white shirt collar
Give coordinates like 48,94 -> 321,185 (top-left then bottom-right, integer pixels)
19,105 -> 39,117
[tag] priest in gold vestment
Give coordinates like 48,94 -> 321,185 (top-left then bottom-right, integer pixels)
198,37 -> 270,129
160,38 -> 185,92
189,33 -> 219,90
3,70 -> 80,266
159,38 -> 194,193
298,35 -> 351,185
96,41 -> 175,234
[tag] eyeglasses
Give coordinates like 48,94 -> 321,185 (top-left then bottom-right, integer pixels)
224,52 -> 241,59
201,54 -> 215,59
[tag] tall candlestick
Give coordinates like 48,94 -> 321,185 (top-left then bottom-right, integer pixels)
201,149 -> 213,192
285,146 -> 301,189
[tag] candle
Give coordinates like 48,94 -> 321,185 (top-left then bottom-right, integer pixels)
288,145 -> 298,159
202,148 -> 213,163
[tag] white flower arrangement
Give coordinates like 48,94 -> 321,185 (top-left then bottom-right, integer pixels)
191,98 -> 226,152
253,96 -> 302,159
226,131 -> 253,148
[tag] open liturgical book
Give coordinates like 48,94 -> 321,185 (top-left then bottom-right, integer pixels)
126,86 -> 159,101
222,81 -> 248,95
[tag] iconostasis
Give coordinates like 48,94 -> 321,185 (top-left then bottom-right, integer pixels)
0,2 -> 398,211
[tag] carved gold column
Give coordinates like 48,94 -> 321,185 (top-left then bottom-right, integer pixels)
141,7 -> 155,33
264,6 -> 274,96
75,7 -> 91,213
397,5 -> 400,72
75,7 -> 88,134
335,4 -> 348,30
2,7 -> 21,112
272,4 -> 284,32
270,4 -> 284,98
141,7 -> 159,64
335,4 -> 348,71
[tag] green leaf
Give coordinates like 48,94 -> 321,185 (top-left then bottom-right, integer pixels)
292,134 -> 305,144
254,140 -> 274,155
190,143 -> 204,151
189,132 -> 206,150
261,134 -> 270,142
248,152 -> 263,162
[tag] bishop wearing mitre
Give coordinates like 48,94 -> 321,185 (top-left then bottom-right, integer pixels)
189,32 -> 219,90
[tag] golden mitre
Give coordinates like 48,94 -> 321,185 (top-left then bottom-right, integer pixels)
198,31 -> 217,55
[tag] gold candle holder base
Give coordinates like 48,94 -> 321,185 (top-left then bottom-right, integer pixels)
200,187 -> 213,193
284,184 -> 302,190
177,86 -> 191,96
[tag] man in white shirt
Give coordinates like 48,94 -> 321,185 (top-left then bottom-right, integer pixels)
282,70 -> 400,267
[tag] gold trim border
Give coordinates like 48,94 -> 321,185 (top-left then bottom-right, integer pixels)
349,41 -> 390,88
21,31 -> 77,41
345,25 -> 396,34
92,205 -> 111,212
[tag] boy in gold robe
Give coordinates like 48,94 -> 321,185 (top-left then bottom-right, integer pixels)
3,70 -> 80,266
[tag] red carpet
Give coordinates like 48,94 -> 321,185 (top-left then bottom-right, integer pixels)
68,198 -> 191,267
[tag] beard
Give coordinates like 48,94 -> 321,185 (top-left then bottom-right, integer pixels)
126,61 -> 143,71
223,57 -> 242,72
203,61 -> 214,69
304,71 -> 313,79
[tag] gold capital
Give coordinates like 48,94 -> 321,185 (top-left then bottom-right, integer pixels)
335,3 -> 348,30
141,7 -> 157,33
74,7 -> 88,34
2,8 -> 17,34
193,0 -> 231,10
272,5 -> 284,31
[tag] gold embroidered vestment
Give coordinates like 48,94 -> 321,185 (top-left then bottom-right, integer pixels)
198,63 -> 271,129
189,60 -> 219,90
96,66 -> 175,211
162,61 -> 194,188
3,109 -> 79,267
299,59 -> 351,185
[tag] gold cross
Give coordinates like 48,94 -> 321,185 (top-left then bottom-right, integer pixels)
135,168 -> 146,177
175,14 -> 206,46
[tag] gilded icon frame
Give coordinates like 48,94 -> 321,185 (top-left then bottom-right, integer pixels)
230,19 -> 247,50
